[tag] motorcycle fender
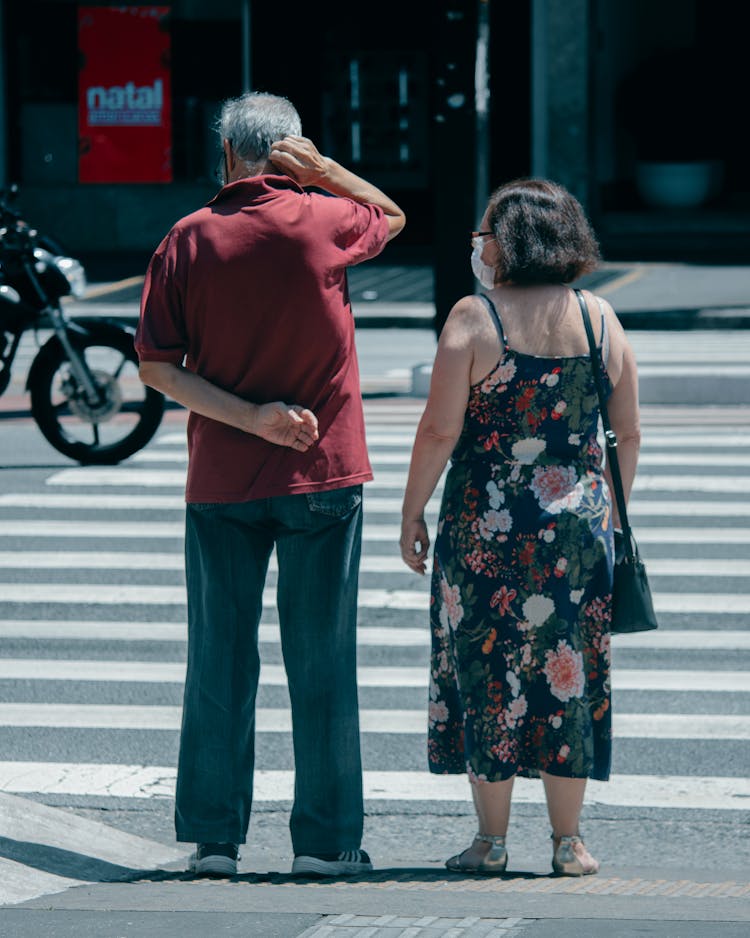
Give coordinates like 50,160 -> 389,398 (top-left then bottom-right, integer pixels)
25,317 -> 136,391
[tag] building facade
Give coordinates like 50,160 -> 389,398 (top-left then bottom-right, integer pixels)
1,0 -> 747,319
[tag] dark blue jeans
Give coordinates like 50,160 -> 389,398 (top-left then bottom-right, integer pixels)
175,485 -> 364,855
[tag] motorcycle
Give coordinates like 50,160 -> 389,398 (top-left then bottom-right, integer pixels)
0,185 -> 165,464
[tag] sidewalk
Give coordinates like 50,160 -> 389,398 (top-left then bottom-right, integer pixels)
65,258 -> 750,330
1,791 -> 748,935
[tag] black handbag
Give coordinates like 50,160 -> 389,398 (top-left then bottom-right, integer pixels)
574,289 -> 658,634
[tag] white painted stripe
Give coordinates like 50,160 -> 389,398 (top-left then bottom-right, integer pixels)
0,791 -> 183,905
4,552 -> 750,579
1,705 -> 748,740
0,856 -> 78,906
0,659 -> 745,691
638,364 -> 750,376
638,454 -> 750,467
0,620 -> 430,647
130,449 -> 750,469
0,763 -> 746,810
0,519 -> 184,538
5,519 -> 750,545
152,432 -> 750,450
7,492 -> 750,520
0,581 -> 748,614
0,620 -> 745,651
43,467 -> 750,494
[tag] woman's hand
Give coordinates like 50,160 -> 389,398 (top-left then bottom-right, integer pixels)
400,518 -> 430,575
251,402 -> 319,451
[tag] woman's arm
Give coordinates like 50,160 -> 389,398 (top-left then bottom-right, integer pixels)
138,361 -> 319,452
400,300 -> 476,573
604,340 -> 641,527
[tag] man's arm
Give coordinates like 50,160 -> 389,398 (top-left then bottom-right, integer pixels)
269,136 -> 406,240
139,361 -> 319,452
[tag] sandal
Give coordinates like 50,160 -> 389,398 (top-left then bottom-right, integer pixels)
551,834 -> 599,876
445,833 -> 508,875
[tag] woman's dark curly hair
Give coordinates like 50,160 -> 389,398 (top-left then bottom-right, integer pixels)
487,178 -> 601,284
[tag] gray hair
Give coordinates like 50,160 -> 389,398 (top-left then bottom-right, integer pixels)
217,92 -> 302,167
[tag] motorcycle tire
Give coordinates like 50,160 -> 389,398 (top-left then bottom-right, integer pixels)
29,325 -> 165,465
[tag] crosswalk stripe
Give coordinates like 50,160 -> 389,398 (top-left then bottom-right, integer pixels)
131,449 -> 750,469
131,439 -> 750,470
0,763 -> 746,810
43,467 -> 750,494
0,659 -> 745,691
153,432 -> 750,449
0,620 -> 746,650
0,581 -> 748,613
3,551 -> 750,578
1,705 -> 747,739
4,492 -> 750,518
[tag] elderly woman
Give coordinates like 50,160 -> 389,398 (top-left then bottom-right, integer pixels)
400,179 -> 640,876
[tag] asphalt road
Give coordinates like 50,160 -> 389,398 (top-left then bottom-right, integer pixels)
0,341 -> 749,917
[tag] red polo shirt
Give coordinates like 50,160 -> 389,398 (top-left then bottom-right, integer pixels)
136,174 -> 389,503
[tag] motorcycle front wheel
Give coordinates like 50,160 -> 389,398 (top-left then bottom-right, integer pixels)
29,326 -> 165,465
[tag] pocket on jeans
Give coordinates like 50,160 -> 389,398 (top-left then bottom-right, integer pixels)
306,485 -> 363,518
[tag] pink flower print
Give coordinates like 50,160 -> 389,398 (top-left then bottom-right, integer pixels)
467,765 -> 489,784
599,631 -> 611,666
439,574 -> 464,630
477,508 -> 513,540
530,465 -> 584,514
543,640 -> 585,702
557,743 -> 571,764
554,557 -> 568,578
551,400 -> 567,421
429,700 -> 450,726
490,585 -> 517,615
504,694 -> 528,729
483,430 -> 500,452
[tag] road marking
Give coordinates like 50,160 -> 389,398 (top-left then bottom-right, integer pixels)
1,704 -> 748,740
0,581 -> 749,613
0,620 -> 746,650
0,658 -> 745,691
80,274 -> 145,299
5,519 -> 750,545
156,426 -> 750,448
5,492 -> 750,519
43,467 -> 750,494
0,763 -> 746,810
4,551 -> 750,579
130,449 -> 750,469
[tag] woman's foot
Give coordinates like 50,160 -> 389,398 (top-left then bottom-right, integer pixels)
551,834 -> 599,876
445,833 -> 508,875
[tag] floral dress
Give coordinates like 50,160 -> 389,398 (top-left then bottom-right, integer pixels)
428,294 -> 613,783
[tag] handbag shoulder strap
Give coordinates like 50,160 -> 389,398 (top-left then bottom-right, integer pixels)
573,288 -> 636,562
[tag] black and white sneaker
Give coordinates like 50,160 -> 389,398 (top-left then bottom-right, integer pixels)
291,848 -> 373,877
188,842 -> 239,877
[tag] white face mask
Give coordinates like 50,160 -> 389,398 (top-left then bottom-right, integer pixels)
471,238 -> 497,290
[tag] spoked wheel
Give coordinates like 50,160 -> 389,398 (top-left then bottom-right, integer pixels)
29,325 -> 165,465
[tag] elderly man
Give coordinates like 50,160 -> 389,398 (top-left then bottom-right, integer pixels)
136,91 -> 405,877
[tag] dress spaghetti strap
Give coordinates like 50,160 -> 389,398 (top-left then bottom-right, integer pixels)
476,294 -> 508,349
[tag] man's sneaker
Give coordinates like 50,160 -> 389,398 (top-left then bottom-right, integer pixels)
188,842 -> 239,877
291,848 -> 372,877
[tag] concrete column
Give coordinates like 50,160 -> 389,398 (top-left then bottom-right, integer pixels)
241,0 -> 252,93
531,0 -> 592,209
0,0 -> 7,187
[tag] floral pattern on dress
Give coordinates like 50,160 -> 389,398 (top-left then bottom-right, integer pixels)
428,333 -> 614,783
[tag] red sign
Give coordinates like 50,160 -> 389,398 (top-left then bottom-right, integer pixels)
78,6 -> 172,183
